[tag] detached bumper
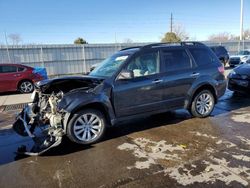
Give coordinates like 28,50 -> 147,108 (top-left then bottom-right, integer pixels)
13,105 -> 35,138
12,104 -> 63,156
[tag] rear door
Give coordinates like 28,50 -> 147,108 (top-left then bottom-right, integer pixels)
160,47 -> 197,108
0,65 -> 18,92
113,49 -> 165,117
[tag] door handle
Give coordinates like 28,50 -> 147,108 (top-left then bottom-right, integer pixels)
14,74 -> 21,77
152,79 -> 163,84
190,72 -> 200,77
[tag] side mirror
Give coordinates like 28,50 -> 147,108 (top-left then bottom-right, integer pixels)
117,70 -> 134,80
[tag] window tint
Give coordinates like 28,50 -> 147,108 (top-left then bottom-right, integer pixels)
18,67 -> 25,72
0,66 -> 17,73
162,49 -> 191,72
189,48 -> 217,66
126,51 -> 160,77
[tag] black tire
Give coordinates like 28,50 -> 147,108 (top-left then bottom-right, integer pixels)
190,90 -> 215,118
67,109 -> 106,145
18,80 -> 34,93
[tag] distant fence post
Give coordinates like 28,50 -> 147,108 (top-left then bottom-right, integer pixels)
40,46 -> 45,67
6,45 -> 11,63
82,45 -> 87,74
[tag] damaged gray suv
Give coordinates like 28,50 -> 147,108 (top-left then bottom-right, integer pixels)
13,42 -> 226,155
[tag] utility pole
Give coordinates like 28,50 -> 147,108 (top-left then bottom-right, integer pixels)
240,0 -> 244,41
170,13 -> 173,33
240,0 -> 244,50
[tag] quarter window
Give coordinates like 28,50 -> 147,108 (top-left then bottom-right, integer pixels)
189,48 -> 217,66
18,67 -> 25,72
162,49 -> 191,72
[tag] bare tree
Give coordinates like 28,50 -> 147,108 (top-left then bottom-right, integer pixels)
208,32 -> 236,42
173,23 -> 189,41
123,38 -> 133,44
244,29 -> 250,40
8,33 -> 22,45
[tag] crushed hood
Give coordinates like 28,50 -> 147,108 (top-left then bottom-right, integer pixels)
35,76 -> 104,94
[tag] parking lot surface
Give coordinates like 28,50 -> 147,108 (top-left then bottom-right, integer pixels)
0,70 -> 250,188
0,89 -> 249,188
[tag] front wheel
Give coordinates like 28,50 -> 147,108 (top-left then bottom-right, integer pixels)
67,109 -> 106,145
190,90 -> 215,118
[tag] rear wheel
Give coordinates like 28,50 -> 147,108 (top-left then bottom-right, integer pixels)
19,80 -> 34,93
190,90 -> 215,118
67,109 -> 106,145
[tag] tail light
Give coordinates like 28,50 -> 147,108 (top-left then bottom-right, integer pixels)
218,66 -> 225,74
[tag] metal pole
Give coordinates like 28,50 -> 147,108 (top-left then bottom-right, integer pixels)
170,13 -> 173,33
40,46 -> 45,67
240,0 -> 244,50
82,45 -> 87,74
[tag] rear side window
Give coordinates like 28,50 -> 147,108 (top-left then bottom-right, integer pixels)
0,66 -> 17,73
162,49 -> 192,72
189,48 -> 218,66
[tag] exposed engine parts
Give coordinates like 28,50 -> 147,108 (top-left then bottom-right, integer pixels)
13,76 -> 103,155
13,91 -> 65,155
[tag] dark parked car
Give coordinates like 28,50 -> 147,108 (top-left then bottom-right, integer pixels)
228,64 -> 250,93
0,64 -> 45,93
13,42 -> 227,155
210,46 -> 229,66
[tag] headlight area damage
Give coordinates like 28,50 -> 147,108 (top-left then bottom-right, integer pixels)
12,76 -> 103,156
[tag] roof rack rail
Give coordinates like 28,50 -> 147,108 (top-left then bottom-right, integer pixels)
141,41 -> 205,50
120,46 -> 142,51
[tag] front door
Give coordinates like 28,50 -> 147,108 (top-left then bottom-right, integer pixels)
113,50 -> 164,117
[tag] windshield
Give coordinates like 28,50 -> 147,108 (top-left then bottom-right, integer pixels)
89,53 -> 129,77
238,50 -> 250,55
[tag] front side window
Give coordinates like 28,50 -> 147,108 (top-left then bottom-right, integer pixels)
0,66 -> 17,73
126,51 -> 160,78
162,49 -> 191,72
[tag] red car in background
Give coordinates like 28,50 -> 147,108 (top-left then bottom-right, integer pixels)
0,64 -> 45,93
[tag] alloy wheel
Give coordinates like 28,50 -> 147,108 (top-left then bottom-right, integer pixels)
73,113 -> 102,142
20,81 -> 33,93
195,93 -> 213,115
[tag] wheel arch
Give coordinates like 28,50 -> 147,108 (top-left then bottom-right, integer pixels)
63,102 -> 112,131
185,84 -> 217,110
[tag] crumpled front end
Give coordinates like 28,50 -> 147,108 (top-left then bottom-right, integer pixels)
13,91 -> 65,155
12,76 -> 103,155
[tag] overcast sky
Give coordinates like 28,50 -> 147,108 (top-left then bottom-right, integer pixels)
0,0 -> 249,44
